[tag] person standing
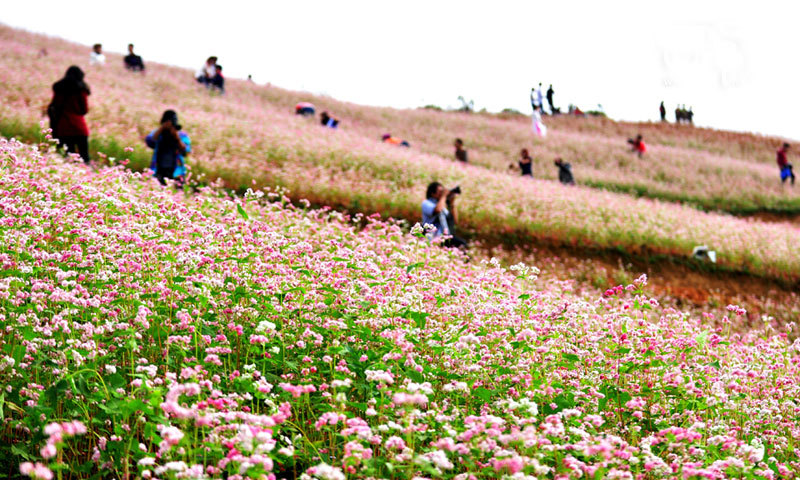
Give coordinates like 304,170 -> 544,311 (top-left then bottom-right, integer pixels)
48,66 -> 91,164
546,85 -> 555,113
454,138 -> 468,163
145,110 -> 191,186
659,101 -> 666,122
777,143 -> 795,186
124,44 -> 145,71
531,106 -> 547,137
554,158 -> 575,185
89,44 -> 105,66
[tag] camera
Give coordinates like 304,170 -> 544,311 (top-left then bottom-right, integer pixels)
451,185 -> 461,195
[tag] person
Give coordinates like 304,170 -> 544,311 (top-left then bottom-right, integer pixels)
531,106 -> 547,137
89,44 -> 105,66
777,143 -> 795,186
196,57 -> 217,85
554,158 -> 575,185
145,110 -> 191,186
687,106 -> 694,124
320,111 -> 339,128
124,44 -> 145,71
295,102 -> 316,116
546,85 -> 555,113
247,74 -> 253,82
421,182 -> 466,248
48,66 -> 91,164
627,134 -> 646,157
210,64 -> 225,93
518,148 -> 533,177
382,133 -> 410,147
454,138 -> 468,163
659,101 -> 666,122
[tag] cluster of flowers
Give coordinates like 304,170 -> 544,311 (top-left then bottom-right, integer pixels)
1,137 -> 799,479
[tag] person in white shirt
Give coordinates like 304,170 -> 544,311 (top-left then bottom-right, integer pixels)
196,57 -> 218,86
89,44 -> 106,66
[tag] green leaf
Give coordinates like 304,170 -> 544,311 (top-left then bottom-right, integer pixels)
406,262 -> 424,273
696,331 -> 709,348
473,387 -> 495,403
236,203 -> 249,220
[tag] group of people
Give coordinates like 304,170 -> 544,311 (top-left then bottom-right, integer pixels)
87,43 -> 146,72
530,83 -> 557,114
196,57 -> 225,93
294,102 -> 340,129
48,65 -> 191,186
659,101 -> 694,124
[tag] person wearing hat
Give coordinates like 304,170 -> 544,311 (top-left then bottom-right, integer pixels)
145,110 -> 191,186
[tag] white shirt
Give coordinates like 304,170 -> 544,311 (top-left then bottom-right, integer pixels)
89,52 -> 106,65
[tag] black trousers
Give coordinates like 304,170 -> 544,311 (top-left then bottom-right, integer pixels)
155,166 -> 174,186
57,136 -> 89,164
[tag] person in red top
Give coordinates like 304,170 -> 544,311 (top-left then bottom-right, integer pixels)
48,66 -> 91,164
777,143 -> 795,185
627,134 -> 646,158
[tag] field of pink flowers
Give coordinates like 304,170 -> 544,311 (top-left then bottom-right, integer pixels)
4,136 -> 800,479
1,26 -> 799,283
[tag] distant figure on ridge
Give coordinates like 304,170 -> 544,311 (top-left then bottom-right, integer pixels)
196,56 -> 218,86
124,44 -> 145,71
454,138 -> 468,163
546,85 -> 556,114
48,66 -> 91,164
320,111 -> 339,128
777,143 -> 795,186
554,158 -> 575,185
530,84 -> 545,114
382,133 -> 410,147
145,110 -> 191,187
295,102 -> 315,116
659,101 -> 666,122
628,134 -> 646,158
89,44 -> 105,66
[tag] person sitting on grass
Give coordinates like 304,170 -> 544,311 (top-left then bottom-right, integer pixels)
454,138 -> 468,163
320,111 -> 339,128
124,44 -> 145,71
554,157 -> 575,185
145,110 -> 191,187
196,56 -> 217,86
421,182 -> 467,249
777,143 -> 796,186
627,134 -> 646,158
295,102 -> 316,116
210,64 -> 225,93
382,133 -> 410,147
89,43 -> 105,66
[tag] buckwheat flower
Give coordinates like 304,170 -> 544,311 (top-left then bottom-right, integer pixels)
40,444 -> 57,459
20,462 -> 53,480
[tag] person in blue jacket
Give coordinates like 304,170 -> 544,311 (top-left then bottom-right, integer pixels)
145,110 -> 191,186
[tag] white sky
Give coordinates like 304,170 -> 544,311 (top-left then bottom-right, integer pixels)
3,1 -> 799,139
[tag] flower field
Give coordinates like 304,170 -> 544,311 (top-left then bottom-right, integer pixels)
3,134 -> 800,479
1,26 -> 800,283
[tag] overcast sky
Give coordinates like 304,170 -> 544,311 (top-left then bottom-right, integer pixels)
3,1 -> 799,139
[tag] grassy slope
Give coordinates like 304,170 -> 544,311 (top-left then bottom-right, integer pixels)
1,25 -> 799,283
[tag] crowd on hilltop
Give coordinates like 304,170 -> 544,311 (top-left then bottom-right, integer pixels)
40,43 -> 796,255
660,101 -> 694,124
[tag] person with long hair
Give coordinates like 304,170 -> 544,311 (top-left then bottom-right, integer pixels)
48,66 -> 91,164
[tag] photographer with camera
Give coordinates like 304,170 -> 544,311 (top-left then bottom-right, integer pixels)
421,182 -> 467,249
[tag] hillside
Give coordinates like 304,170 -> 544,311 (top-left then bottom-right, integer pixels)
3,137 -> 800,479
0,25 -> 798,287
